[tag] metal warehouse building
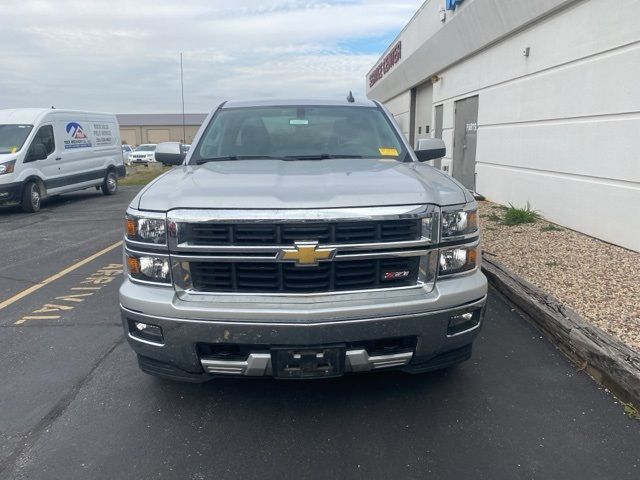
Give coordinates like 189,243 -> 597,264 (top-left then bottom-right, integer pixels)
117,113 -> 207,146
366,0 -> 640,252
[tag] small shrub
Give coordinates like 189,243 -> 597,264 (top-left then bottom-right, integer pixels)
545,261 -> 559,267
623,402 -> 640,420
541,224 -> 563,232
503,202 -> 539,226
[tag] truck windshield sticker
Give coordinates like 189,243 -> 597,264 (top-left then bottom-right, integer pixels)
379,147 -> 399,156
64,122 -> 92,149
289,119 -> 309,125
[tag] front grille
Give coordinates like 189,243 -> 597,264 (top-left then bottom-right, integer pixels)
189,257 -> 420,293
184,219 -> 421,246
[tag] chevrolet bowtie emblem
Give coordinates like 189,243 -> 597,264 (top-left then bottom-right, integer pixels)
279,241 -> 336,267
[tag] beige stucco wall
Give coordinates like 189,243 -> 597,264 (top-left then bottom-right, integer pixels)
119,125 -> 201,146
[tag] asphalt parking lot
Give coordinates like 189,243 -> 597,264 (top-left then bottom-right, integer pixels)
0,187 -> 638,480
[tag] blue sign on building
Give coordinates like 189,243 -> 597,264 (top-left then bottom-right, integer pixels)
446,0 -> 464,10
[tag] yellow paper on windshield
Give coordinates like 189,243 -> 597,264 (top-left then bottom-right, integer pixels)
10,146 -> 17,154
379,147 -> 398,156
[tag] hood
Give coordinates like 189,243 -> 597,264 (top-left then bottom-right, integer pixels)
135,158 -> 468,211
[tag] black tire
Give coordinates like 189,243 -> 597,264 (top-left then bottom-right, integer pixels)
101,171 -> 118,195
21,181 -> 41,213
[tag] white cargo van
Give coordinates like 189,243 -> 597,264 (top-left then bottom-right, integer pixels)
0,108 -> 126,212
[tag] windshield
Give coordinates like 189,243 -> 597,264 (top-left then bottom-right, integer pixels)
135,145 -> 156,152
0,124 -> 34,154
191,106 -> 407,163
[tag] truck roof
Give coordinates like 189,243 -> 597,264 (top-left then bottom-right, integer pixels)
221,98 -> 378,109
0,108 -> 116,125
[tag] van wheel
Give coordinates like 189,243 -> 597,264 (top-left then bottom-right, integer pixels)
101,171 -> 118,195
21,181 -> 41,213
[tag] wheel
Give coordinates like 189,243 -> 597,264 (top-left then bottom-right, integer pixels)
21,181 -> 41,213
101,171 -> 118,195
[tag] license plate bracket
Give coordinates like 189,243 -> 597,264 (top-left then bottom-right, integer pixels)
272,345 -> 346,379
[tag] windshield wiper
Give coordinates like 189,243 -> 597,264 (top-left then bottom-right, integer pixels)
196,155 -> 290,164
284,154 -> 364,160
196,154 -> 367,164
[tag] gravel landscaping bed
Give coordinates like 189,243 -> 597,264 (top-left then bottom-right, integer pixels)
479,201 -> 640,352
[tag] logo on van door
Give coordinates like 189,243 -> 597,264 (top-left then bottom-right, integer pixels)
64,122 -> 92,149
66,122 -> 88,139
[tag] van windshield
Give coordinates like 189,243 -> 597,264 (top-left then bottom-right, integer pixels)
0,124 -> 34,154
191,106 -> 407,164
135,145 -> 156,152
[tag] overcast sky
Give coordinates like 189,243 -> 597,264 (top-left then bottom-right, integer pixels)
0,0 -> 422,114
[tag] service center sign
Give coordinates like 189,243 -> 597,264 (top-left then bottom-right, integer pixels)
369,41 -> 402,88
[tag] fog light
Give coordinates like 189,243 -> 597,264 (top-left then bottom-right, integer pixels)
447,311 -> 480,336
129,319 -> 164,344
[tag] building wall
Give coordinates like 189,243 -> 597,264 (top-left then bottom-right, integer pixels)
368,0 -> 640,252
433,0 -> 640,251
118,125 -> 201,146
382,91 -> 412,139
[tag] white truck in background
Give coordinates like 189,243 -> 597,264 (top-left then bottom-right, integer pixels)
0,108 -> 125,212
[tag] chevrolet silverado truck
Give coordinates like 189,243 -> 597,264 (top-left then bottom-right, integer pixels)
119,99 -> 487,381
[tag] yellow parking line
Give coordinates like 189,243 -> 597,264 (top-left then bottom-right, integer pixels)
0,240 -> 123,311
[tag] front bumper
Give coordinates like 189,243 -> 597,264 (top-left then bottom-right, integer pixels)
120,270 -> 487,380
0,181 -> 22,204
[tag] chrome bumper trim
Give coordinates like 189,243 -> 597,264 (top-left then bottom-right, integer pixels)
346,350 -> 413,371
201,353 -> 271,376
200,350 -> 414,376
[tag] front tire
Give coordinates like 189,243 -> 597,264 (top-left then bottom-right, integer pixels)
101,171 -> 118,195
21,181 -> 41,213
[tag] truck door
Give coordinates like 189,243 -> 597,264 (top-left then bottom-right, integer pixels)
452,95 -> 479,191
56,118 -> 100,187
23,124 -> 64,190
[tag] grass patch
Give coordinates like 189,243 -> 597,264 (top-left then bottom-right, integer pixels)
120,166 -> 172,186
486,212 -> 502,223
545,261 -> 559,267
623,402 -> 640,420
503,202 -> 539,226
541,224 -> 563,232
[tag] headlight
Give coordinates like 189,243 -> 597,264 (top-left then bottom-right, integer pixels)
441,205 -> 478,239
439,244 -> 479,276
0,160 -> 16,175
125,214 -> 167,244
127,255 -> 171,284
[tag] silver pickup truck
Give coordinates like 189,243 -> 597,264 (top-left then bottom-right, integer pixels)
120,99 -> 487,381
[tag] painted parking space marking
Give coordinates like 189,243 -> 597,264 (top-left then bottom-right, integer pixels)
0,240 -> 123,312
15,263 -> 123,325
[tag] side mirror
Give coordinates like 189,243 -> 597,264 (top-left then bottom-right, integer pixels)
27,143 -> 48,162
415,138 -> 446,162
155,142 -> 186,166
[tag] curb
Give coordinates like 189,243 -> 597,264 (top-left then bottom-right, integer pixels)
482,256 -> 640,406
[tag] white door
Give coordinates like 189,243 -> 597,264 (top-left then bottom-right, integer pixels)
55,118 -> 101,188
23,123 -> 64,191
